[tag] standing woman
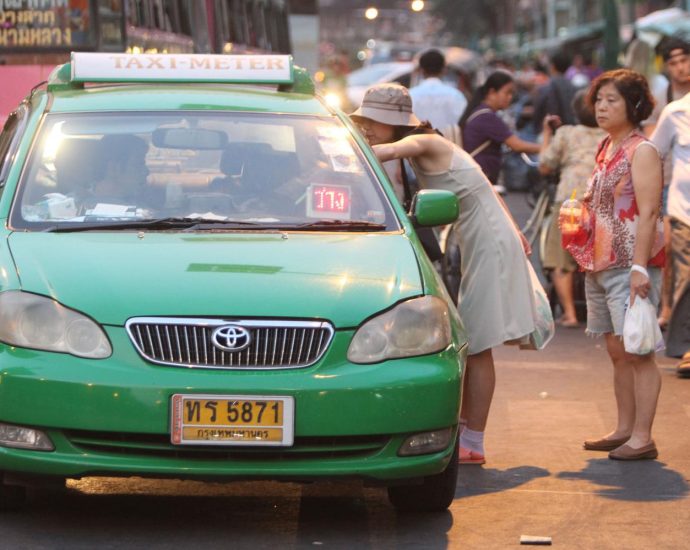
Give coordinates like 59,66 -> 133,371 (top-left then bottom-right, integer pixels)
351,83 -> 541,464
459,70 -> 541,194
538,90 -> 606,327
565,69 -> 665,460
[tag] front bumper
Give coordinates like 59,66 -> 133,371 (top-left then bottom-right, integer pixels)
0,330 -> 465,481
0,428 -> 459,482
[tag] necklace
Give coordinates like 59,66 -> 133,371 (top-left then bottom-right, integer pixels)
603,129 -> 635,164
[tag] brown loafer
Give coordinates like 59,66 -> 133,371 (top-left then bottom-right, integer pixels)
608,442 -> 658,461
583,436 -> 629,451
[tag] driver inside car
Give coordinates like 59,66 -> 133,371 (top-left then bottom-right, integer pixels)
82,134 -> 158,213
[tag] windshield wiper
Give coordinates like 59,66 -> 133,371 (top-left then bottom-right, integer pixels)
290,219 -> 387,231
42,217 -> 387,233
42,217 -> 263,233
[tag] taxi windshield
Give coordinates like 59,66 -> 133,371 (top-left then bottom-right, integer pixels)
12,112 -> 397,231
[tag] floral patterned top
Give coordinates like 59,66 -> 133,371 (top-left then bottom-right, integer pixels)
540,124 -> 606,203
567,131 -> 665,273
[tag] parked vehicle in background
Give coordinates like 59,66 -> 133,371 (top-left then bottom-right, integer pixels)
343,61 -> 416,112
0,0 -> 292,124
364,41 -> 420,65
342,46 -> 482,115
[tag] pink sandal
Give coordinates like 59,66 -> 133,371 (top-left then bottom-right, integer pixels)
459,446 -> 486,465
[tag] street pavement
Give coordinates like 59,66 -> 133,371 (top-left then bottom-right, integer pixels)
454,327 -> 689,549
444,190 -> 690,548
1,192 -> 688,549
1,321 -> 686,550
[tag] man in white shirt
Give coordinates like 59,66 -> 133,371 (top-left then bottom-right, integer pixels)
651,93 -> 690,377
643,39 -> 690,331
409,49 -> 467,130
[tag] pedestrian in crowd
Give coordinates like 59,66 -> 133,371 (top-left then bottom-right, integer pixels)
459,70 -> 540,195
409,48 -> 468,130
532,50 -> 577,134
642,38 -> 690,329
651,90 -> 690,377
511,59 -> 549,140
538,90 -> 606,328
565,52 -> 602,90
351,83 -> 543,465
643,37 -> 690,135
565,69 -> 665,460
406,48 -> 468,218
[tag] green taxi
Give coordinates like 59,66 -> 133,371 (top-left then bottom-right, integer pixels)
0,53 -> 466,513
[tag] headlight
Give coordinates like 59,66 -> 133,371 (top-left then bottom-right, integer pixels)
0,291 -> 112,358
347,296 -> 451,363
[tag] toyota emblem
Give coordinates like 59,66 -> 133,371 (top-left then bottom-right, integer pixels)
211,325 -> 252,352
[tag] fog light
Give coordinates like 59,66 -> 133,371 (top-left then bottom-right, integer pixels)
398,428 -> 452,456
0,422 -> 54,451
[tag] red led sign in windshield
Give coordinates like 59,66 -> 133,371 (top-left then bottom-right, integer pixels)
307,184 -> 351,219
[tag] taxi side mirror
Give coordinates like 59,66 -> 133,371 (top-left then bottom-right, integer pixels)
410,190 -> 458,227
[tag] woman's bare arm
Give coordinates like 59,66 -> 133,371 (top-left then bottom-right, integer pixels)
372,135 -> 430,162
629,143 -> 662,303
505,134 -> 541,155
372,134 -> 453,173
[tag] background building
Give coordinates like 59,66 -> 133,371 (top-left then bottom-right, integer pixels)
318,0 -> 445,66
317,0 -> 687,69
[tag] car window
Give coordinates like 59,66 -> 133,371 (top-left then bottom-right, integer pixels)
12,112 -> 398,230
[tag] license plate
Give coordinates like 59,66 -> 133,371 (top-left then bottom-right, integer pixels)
170,394 -> 294,446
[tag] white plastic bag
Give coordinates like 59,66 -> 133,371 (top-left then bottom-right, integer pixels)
519,262 -> 555,350
623,296 -> 665,355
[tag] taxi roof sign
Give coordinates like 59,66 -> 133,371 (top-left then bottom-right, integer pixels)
69,53 -> 294,85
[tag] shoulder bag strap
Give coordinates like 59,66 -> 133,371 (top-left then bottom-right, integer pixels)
399,158 -> 413,210
465,107 -> 493,124
463,108 -> 493,157
470,140 -> 492,157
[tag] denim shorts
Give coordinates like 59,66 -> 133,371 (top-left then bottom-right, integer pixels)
585,267 -> 661,336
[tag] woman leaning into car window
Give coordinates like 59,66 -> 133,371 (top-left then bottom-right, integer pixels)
351,83 -> 547,466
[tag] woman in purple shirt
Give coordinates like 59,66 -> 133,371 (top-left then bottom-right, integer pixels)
460,71 -> 540,193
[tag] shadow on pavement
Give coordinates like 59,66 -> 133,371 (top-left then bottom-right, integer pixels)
456,465 -> 550,497
296,495 -> 453,548
557,458 -> 689,501
10,484 -> 455,548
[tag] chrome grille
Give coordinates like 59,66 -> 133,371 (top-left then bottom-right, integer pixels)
126,318 -> 334,370
65,429 -> 390,460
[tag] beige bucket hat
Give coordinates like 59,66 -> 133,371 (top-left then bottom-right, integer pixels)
350,83 -> 420,127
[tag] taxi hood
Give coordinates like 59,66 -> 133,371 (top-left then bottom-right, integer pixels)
8,231 -> 424,327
